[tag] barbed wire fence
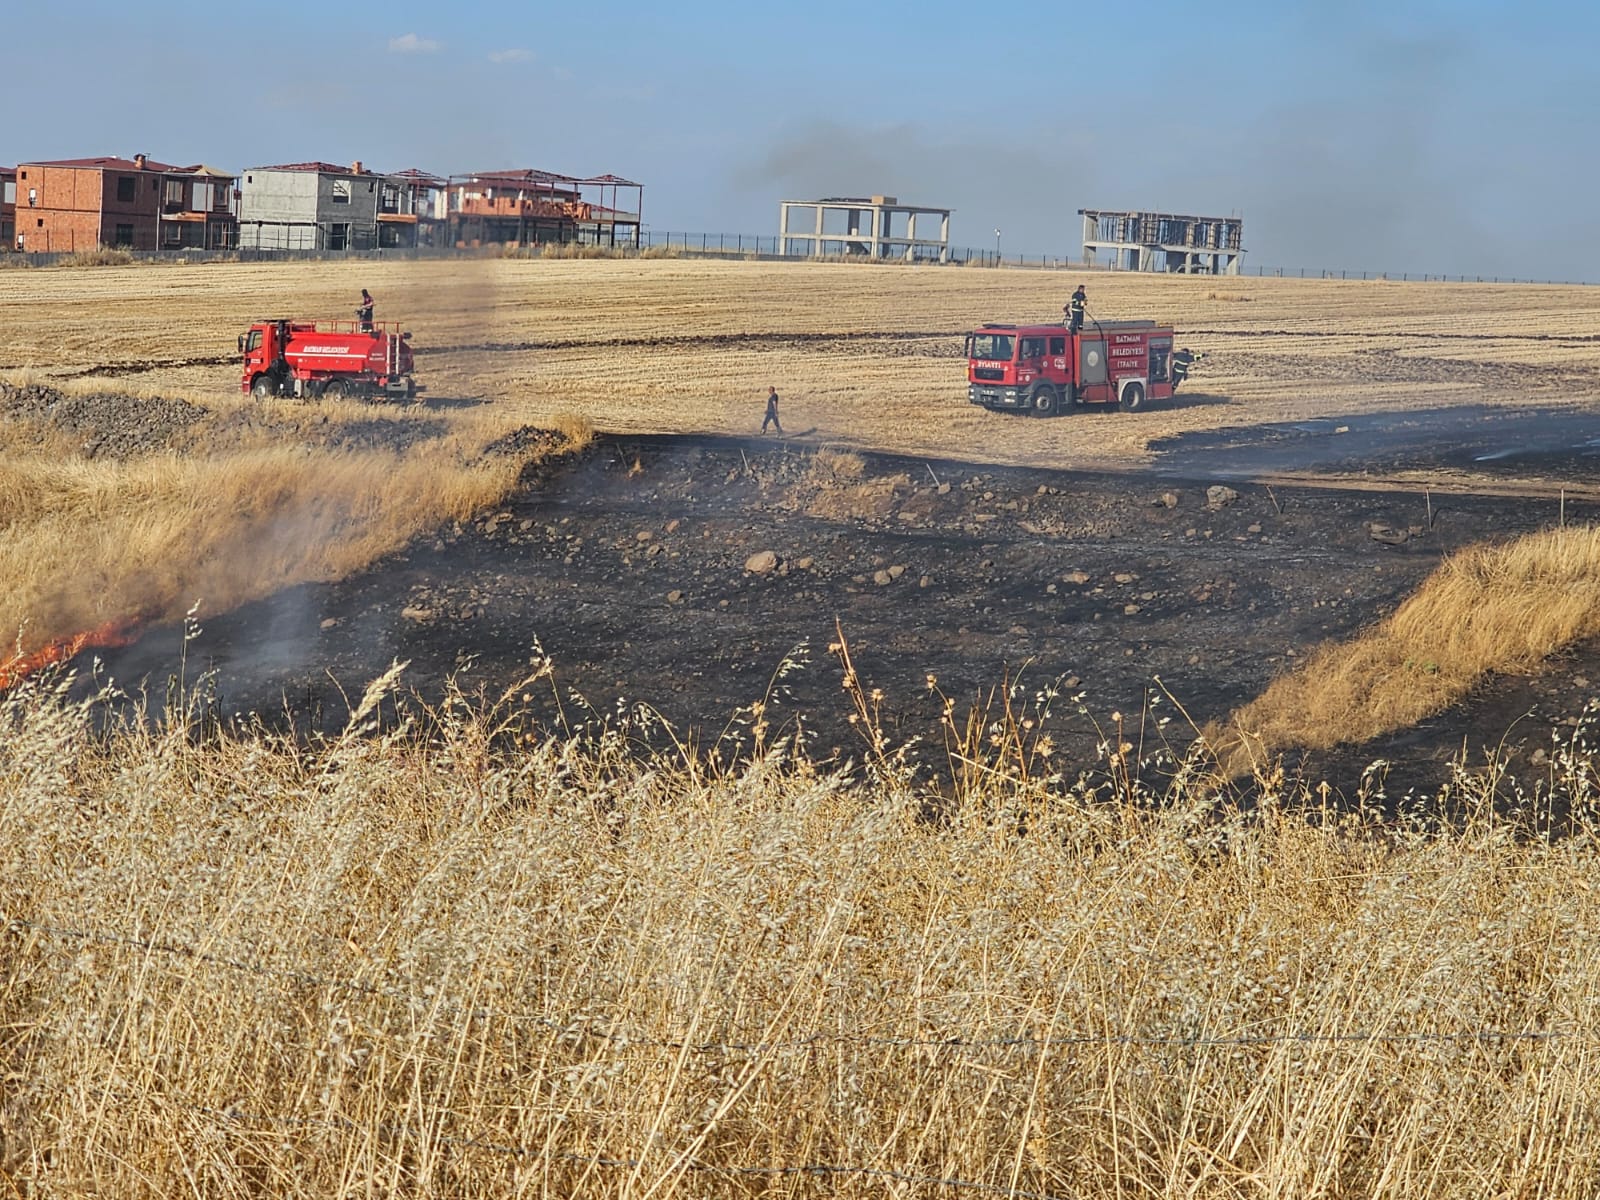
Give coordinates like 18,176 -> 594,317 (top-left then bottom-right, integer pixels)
6,913 -> 1590,1196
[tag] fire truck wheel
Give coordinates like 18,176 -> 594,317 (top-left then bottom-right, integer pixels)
1029,385 -> 1059,418
1120,382 -> 1147,412
250,376 -> 274,400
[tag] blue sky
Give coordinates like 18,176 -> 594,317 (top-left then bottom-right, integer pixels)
6,0 -> 1598,277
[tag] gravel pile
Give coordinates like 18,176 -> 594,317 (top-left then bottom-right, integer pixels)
0,382 -> 207,458
482,425 -> 570,459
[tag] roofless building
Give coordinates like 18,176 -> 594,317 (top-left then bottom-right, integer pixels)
779,195 -> 951,261
1079,209 -> 1244,275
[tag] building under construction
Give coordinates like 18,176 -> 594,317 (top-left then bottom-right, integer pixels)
779,195 -> 951,261
446,170 -> 642,248
1079,209 -> 1243,275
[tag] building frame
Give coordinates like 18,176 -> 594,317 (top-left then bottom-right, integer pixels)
779,196 -> 951,261
445,169 -> 642,248
1079,208 -> 1244,275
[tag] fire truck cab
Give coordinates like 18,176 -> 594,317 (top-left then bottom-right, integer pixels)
965,320 -> 1176,416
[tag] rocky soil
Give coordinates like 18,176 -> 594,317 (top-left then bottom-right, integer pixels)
83,428 -> 1600,802
0,381 -> 206,458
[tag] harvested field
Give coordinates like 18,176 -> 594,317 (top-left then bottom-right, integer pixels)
5,257 -> 1600,471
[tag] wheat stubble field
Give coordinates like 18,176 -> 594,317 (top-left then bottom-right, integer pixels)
7,256 -> 1600,461
7,257 -> 1600,1197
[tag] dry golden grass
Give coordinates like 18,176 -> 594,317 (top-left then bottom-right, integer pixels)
1213,525 -> 1600,771
0,442 -> 527,643
2,667 -> 1600,1197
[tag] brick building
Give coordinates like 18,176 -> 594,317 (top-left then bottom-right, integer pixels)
238,161 -> 429,251
12,155 -> 237,252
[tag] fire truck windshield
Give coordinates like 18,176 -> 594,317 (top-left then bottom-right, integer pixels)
970,333 -> 1015,362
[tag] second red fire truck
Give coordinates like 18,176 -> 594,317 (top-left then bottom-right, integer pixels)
965,319 -> 1177,416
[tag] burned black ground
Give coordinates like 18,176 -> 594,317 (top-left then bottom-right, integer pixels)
83,420 -> 1600,802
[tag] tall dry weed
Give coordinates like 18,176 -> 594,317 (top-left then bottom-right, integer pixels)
3,670 -> 1600,1196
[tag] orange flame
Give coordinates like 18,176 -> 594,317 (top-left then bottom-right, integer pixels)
0,617 -> 147,692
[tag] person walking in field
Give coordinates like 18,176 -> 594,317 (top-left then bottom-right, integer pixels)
761,385 -> 784,435
356,288 -> 375,332
1065,284 -> 1087,333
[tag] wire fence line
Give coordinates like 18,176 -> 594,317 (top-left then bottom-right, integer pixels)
6,916 -> 1588,1055
3,236 -> 1592,286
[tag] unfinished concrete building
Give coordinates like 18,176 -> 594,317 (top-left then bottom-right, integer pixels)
779,196 -> 950,261
239,162 -> 429,251
1079,209 -> 1243,275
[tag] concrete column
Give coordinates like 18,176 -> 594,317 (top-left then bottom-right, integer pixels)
814,203 -> 824,257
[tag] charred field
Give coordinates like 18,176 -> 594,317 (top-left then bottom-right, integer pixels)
83,419 -> 1600,803
10,259 -> 1600,803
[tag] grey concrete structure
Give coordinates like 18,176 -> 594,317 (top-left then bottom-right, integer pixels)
779,195 -> 950,261
1079,209 -> 1244,275
238,161 -> 423,251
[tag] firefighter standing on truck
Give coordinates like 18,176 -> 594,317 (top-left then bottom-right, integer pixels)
1170,346 -> 1203,391
356,288 -> 375,332
1065,285 -> 1087,333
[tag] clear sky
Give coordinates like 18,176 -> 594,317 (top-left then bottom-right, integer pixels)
6,0 -> 1597,278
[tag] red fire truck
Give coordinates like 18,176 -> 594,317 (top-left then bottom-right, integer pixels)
964,319 -> 1176,416
239,318 -> 417,401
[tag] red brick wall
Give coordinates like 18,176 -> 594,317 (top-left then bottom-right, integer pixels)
16,164 -> 163,251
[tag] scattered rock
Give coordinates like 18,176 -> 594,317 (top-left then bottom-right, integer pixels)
1247,523 -> 1262,534
1368,522 -> 1410,545
1063,570 -> 1091,585
319,617 -> 340,630
887,564 -> 906,580
1206,485 -> 1240,509
873,569 -> 893,586
667,589 -> 684,604
1124,603 -> 1143,615
796,556 -> 814,570
401,605 -> 435,623
636,530 -> 653,542
744,550 -> 779,574
1156,491 -> 1180,509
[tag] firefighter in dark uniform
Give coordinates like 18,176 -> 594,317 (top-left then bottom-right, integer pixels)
1170,346 -> 1203,391
761,385 -> 783,435
356,288 -> 375,332
1065,284 -> 1087,333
